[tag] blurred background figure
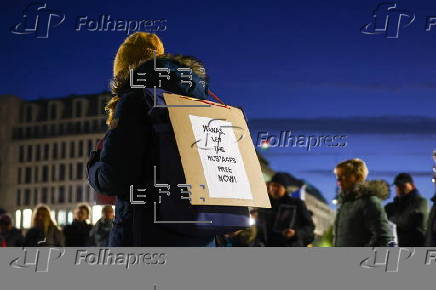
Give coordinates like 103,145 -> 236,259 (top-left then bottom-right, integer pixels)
426,193 -> 436,246
63,203 -> 93,246
0,213 -> 23,247
334,159 -> 393,247
385,173 -> 428,247
89,205 -> 114,247
255,172 -> 315,247
24,205 -> 64,247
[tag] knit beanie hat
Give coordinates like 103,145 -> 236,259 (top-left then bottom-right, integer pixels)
113,32 -> 165,77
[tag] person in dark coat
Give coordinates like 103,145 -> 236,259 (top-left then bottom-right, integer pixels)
425,194 -> 436,246
334,159 -> 394,247
385,173 -> 428,247
63,203 -> 93,247
0,214 -> 24,247
255,173 -> 315,247
87,32 -> 216,247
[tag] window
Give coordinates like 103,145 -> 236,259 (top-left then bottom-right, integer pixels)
59,186 -> 65,203
16,189 -> 21,206
68,163 -> 73,180
25,167 -> 32,184
17,168 -> 22,184
25,105 -> 33,122
41,125 -> 47,136
76,162 -> 84,180
19,145 -> 25,162
34,166 -> 39,183
85,185 -> 90,202
61,142 -> 66,159
76,185 -> 83,202
59,123 -> 65,135
52,143 -> 58,160
26,145 -> 32,162
78,140 -> 84,157
75,122 -> 81,133
43,144 -> 49,160
25,127 -> 31,138
70,141 -> 75,158
51,164 -> 56,182
84,121 -> 90,133
50,124 -> 56,136
33,188 -> 38,205
50,187 -> 55,204
68,185 -> 73,203
42,165 -> 49,182
41,187 -> 48,203
49,103 -> 58,120
59,164 -> 66,181
24,189 -> 31,206
36,144 -> 41,161
75,101 -> 83,117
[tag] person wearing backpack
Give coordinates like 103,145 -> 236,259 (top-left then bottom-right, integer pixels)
87,32 -> 245,246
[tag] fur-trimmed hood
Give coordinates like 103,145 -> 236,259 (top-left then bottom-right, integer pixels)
111,53 -> 209,97
339,180 -> 390,202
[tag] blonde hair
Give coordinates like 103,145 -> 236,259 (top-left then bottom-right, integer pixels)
107,32 -> 165,129
335,158 -> 369,183
32,205 -> 57,235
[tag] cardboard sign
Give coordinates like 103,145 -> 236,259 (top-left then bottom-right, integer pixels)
164,93 -> 271,208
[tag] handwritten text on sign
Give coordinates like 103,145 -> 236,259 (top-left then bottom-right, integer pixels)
189,115 -> 253,200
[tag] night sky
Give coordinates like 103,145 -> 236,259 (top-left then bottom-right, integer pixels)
2,0 -> 436,119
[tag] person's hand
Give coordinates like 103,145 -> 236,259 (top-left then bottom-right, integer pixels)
282,229 -> 296,239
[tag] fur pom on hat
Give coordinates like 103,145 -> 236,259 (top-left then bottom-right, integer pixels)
113,32 -> 164,77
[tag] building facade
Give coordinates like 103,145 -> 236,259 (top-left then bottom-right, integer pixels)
0,93 -> 110,229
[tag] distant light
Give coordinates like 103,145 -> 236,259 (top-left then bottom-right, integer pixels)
249,217 -> 256,226
92,205 -> 102,224
22,208 -> 32,229
260,140 -> 270,150
332,199 -> 338,205
67,211 -> 73,224
58,209 -> 66,226
15,210 -> 21,229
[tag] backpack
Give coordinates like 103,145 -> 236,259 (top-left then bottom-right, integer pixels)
137,88 -> 250,237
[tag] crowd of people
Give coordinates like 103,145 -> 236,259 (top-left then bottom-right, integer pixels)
0,204 -> 114,247
1,158 -> 436,247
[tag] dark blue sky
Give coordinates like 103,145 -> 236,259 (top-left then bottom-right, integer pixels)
2,0 -> 436,119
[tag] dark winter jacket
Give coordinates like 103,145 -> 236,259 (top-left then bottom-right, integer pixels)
89,218 -> 113,247
425,195 -> 436,247
334,181 -> 394,247
87,54 -> 217,247
63,220 -> 93,247
385,189 -> 428,247
255,194 -> 315,247
24,226 -> 64,247
0,228 -> 24,247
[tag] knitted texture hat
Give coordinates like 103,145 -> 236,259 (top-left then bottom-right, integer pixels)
113,32 -> 165,77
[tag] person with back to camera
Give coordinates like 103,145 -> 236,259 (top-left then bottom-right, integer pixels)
87,32 -> 226,246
